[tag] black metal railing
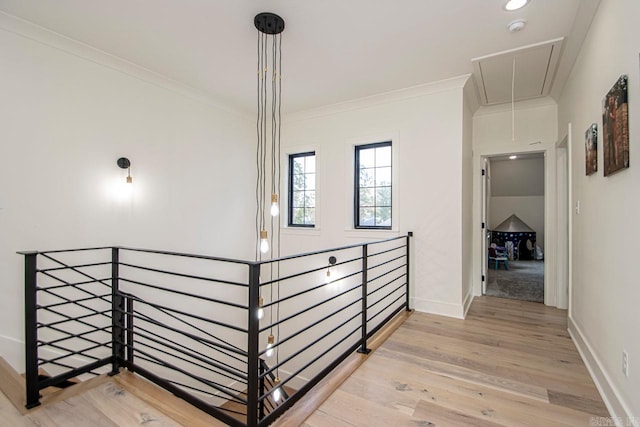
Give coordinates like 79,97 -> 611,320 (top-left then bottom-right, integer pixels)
20,232 -> 412,426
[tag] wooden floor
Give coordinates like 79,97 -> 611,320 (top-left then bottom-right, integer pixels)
1,297 -> 608,426
304,296 -> 608,427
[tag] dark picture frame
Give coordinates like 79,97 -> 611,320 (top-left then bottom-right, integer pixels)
585,123 -> 598,176
602,75 -> 630,176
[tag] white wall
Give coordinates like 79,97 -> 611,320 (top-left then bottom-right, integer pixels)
472,98 -> 560,306
0,15 -> 255,370
558,0 -> 640,421
461,79 -> 475,315
280,76 -> 471,318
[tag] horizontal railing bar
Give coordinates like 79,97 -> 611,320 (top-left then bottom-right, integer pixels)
39,253 -> 112,291
367,292 -> 406,324
259,326 -> 360,402
124,346 -> 247,404
129,325 -> 247,382
119,263 -> 248,288
37,308 -> 111,330
262,269 -> 362,309
119,360 -> 245,427
260,311 -> 361,378
131,335 -> 246,385
128,309 -> 247,360
259,284 -> 362,333
38,341 -> 110,365
367,302 -> 407,340
38,340 -> 108,362
17,247 -> 112,256
368,282 -> 406,311
38,292 -> 111,310
130,310 -> 247,364
166,379 -> 248,414
367,253 -> 406,271
367,273 -> 406,297
119,276 -> 248,309
38,325 -> 110,348
123,293 -> 247,333
36,277 -> 110,292
367,263 -> 406,285
120,246 -> 252,266
367,244 -> 406,259
259,255 -> 362,287
38,261 -> 111,273
260,298 -> 361,357
123,290 -> 246,355
136,350 -> 243,396
37,357 -> 112,389
259,234 -> 409,265
38,358 -> 101,377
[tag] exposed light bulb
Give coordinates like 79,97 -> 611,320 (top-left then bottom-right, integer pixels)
325,268 -> 331,284
258,296 -> 264,320
273,377 -> 282,402
266,334 -> 275,357
509,155 -> 518,160
259,230 -> 269,253
270,194 -> 279,217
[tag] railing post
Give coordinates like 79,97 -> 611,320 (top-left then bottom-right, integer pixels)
357,244 -> 371,355
23,251 -> 41,409
258,360 -> 266,420
406,232 -> 413,311
126,295 -> 134,365
110,247 -> 123,376
247,262 -> 261,427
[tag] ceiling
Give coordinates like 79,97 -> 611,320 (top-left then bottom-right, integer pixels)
0,0 -> 600,114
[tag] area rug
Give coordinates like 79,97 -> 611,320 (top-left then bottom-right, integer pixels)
486,260 -> 544,303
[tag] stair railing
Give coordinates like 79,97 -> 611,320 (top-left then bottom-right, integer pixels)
20,232 -> 412,426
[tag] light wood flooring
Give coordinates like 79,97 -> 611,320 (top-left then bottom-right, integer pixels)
1,297 -> 608,426
304,296 -> 608,427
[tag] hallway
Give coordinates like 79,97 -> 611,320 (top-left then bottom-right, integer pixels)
305,296 -> 608,426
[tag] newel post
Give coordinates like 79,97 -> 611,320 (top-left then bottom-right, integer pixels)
247,262 -> 261,427
23,251 -> 41,408
357,244 -> 371,355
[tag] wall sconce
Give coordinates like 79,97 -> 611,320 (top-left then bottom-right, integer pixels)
117,157 -> 132,184
325,256 -> 337,283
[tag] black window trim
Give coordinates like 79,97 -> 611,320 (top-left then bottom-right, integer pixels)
288,151 -> 316,228
354,141 -> 392,230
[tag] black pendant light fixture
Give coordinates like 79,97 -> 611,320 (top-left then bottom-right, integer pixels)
255,11 -> 285,403
255,12 -> 284,258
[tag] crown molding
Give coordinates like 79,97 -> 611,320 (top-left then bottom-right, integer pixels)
0,11 -> 252,121
285,74 -> 472,124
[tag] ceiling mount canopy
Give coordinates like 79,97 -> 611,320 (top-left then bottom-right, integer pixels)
254,12 -> 285,35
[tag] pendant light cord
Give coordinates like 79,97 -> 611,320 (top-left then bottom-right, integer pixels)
511,57 -> 516,142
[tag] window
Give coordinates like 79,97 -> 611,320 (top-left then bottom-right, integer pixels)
288,152 -> 316,227
355,142 -> 392,229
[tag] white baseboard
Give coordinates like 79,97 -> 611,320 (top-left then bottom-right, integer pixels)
568,316 -> 638,427
411,297 -> 465,319
462,289 -> 474,319
0,334 -> 24,372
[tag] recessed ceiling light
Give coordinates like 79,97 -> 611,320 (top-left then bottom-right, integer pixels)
509,155 -> 518,160
505,0 -> 530,11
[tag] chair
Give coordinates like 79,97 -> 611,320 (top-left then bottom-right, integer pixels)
488,246 -> 509,270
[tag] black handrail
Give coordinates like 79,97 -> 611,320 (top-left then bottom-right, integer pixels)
20,232 -> 412,426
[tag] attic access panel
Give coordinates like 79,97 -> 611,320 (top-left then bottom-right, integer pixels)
472,38 -> 564,105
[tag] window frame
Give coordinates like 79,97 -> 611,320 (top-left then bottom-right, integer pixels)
288,151 -> 316,228
354,141 -> 393,230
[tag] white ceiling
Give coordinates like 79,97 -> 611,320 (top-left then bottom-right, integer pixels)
0,0 -> 600,114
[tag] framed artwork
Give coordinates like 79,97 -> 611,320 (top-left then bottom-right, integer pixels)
602,75 -> 630,176
585,123 -> 598,175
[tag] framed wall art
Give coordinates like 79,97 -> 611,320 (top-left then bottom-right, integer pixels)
602,75 -> 629,176
585,123 -> 598,175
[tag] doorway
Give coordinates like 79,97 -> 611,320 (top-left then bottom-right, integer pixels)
483,152 -> 545,303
